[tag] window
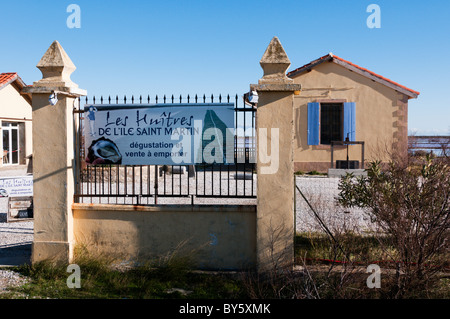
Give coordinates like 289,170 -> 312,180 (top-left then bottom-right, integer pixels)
320,103 -> 342,145
307,102 -> 355,146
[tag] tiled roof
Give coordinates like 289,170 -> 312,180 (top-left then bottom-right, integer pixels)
287,53 -> 420,98
0,72 -> 19,89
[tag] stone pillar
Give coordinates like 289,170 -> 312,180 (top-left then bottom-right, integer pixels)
23,41 -> 86,264
251,37 -> 301,271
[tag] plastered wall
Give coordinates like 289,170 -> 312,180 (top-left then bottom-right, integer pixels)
290,62 -> 409,172
72,203 -> 257,270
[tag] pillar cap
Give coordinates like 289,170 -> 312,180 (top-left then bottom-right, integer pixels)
24,41 -> 86,96
251,37 -> 301,92
258,37 -> 293,85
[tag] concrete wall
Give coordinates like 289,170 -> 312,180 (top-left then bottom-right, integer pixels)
72,203 -> 257,270
290,62 -> 409,172
0,83 -> 32,166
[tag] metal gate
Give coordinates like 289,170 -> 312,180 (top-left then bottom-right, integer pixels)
73,94 -> 256,205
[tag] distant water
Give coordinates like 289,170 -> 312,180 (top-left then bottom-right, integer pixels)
408,136 -> 449,156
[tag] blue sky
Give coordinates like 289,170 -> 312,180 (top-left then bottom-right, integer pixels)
1,0 -> 449,135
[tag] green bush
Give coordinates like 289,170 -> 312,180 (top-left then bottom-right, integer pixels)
337,156 -> 450,298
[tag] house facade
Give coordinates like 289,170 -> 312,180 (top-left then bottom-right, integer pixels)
0,73 -> 32,168
288,54 -> 419,173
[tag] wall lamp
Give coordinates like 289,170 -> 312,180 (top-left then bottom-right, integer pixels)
248,90 -> 259,104
49,91 -> 58,106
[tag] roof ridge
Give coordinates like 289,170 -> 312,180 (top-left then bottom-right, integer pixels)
287,53 -> 420,97
331,55 -> 420,96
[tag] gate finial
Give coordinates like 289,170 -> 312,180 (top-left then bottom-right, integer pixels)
34,40 -> 79,89
23,40 -> 87,97
259,37 -> 293,84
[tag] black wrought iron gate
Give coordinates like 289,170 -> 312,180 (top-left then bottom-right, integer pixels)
73,94 -> 256,205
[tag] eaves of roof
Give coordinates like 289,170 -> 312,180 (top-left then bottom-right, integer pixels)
287,54 -> 420,99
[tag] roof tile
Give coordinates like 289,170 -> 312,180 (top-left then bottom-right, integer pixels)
0,72 -> 18,87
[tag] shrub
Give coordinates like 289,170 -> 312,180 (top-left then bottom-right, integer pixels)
337,155 -> 450,298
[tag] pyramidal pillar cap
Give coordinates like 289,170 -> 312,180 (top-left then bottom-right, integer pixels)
23,40 -> 87,97
251,37 -> 301,93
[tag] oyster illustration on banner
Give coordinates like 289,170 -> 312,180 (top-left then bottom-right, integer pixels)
86,137 -> 122,165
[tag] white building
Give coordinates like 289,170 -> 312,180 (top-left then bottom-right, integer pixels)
0,73 -> 32,169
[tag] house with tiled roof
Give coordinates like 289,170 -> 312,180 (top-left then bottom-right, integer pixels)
0,73 -> 32,167
288,53 -> 419,173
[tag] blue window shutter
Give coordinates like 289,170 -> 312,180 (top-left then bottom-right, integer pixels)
307,102 -> 320,145
343,102 -> 356,141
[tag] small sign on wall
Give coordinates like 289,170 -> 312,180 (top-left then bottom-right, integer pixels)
0,176 -> 33,222
0,176 -> 33,198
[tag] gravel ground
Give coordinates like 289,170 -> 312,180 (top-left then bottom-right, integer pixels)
0,269 -> 29,295
0,198 -> 33,294
295,176 -> 375,233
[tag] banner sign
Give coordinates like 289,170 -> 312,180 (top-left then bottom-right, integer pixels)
0,176 -> 33,197
84,104 -> 235,165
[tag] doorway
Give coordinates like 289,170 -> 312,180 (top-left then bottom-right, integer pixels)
2,122 -> 20,165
